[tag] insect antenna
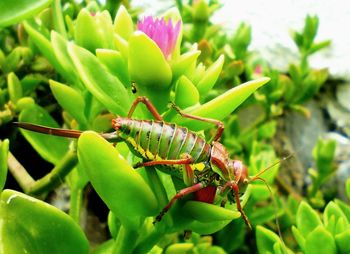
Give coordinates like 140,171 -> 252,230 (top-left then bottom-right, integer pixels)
249,153 -> 294,182
14,122 -> 120,141
247,153 -> 295,254
253,177 -> 287,251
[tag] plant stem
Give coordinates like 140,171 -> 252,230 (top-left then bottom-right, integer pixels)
7,151 -> 35,192
69,186 -> 83,224
112,225 -> 139,254
28,150 -> 78,195
133,227 -> 164,254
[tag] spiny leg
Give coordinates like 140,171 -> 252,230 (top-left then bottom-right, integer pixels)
169,102 -> 224,142
220,181 -> 251,229
154,182 -> 206,223
128,96 -> 163,121
231,183 -> 251,229
133,155 -> 193,168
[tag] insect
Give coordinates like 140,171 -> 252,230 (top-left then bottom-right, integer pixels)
16,96 -> 280,228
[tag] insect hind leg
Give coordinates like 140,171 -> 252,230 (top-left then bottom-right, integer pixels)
169,102 -> 224,142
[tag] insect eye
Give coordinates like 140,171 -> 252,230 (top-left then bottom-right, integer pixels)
131,82 -> 137,94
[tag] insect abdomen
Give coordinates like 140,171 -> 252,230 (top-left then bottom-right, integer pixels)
114,117 -> 210,163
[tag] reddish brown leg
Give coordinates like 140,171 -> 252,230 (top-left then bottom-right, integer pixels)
154,182 -> 205,223
231,183 -> 251,229
170,103 -> 224,141
133,156 -> 193,168
128,96 -> 163,121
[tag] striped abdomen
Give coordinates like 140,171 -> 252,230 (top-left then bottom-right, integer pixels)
112,117 -> 211,163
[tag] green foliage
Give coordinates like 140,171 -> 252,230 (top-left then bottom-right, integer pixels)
308,138 -> 337,206
0,189 -> 89,254
0,139 -> 9,191
0,1 -> 340,253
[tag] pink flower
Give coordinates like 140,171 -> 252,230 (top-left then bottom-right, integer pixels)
254,65 -> 262,74
137,16 -> 181,59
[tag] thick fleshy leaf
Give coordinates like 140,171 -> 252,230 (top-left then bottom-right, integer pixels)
49,80 -> 87,126
296,201 -> 322,237
113,5 -> 134,40
68,43 -> 130,116
128,31 -> 172,89
75,9 -> 114,52
165,243 -> 194,254
174,75 -> 199,108
187,219 -> 232,235
172,78 -> 270,130
256,226 -> 293,254
335,229 -> 350,254
346,179 -> 350,200
182,201 -> 240,222
196,55 -> 224,95
23,20 -> 68,80
305,226 -> 336,254
0,140 -> 9,191
0,0 -> 52,27
324,201 -> 348,228
7,72 -> 23,103
51,31 -> 81,87
96,49 -> 129,86
292,226 -> 306,251
19,104 -> 69,164
171,50 -> 201,80
0,189 -> 89,254
77,131 -> 158,228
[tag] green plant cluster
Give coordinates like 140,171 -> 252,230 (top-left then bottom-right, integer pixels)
0,0 -> 346,254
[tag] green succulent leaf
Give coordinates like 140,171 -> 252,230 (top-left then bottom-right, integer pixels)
0,0 -> 52,27
196,55 -> 224,95
0,139 -> 9,192
305,226 -> 336,254
0,189 -> 89,254
346,179 -> 350,200
324,201 -> 349,229
296,201 -> 322,237
182,201 -> 240,222
96,49 -> 130,86
165,243 -> 194,254
75,9 -> 115,52
188,219 -> 232,235
23,20 -> 69,78
334,199 -> 350,223
51,31 -> 81,87
174,75 -> 200,108
49,80 -> 87,126
256,226 -> 293,254
292,226 -> 306,251
68,43 -> 130,116
172,77 -> 270,131
113,5 -> 134,40
335,229 -> 350,254
7,72 -> 23,103
18,104 -> 69,165
128,31 -> 172,93
77,131 -> 158,228
171,50 -> 201,81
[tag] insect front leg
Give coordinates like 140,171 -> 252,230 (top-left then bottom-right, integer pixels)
128,96 -> 163,121
221,181 -> 251,229
169,102 -> 224,142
